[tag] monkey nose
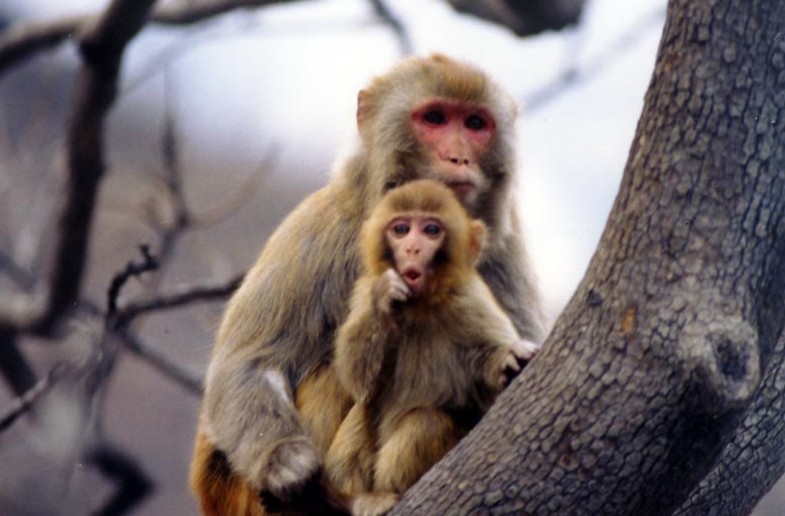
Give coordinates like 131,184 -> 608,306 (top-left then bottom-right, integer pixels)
448,157 -> 470,166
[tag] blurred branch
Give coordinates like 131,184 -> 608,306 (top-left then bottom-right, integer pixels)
368,0 -> 412,56
0,0 -> 157,336
0,16 -> 84,75
0,363 -> 66,432
523,6 -> 666,114
87,442 -> 154,516
107,246 -> 159,317
116,274 -> 243,326
44,0 -> 158,335
0,0 -> 301,78
118,330 -> 204,394
0,329 -> 37,395
446,0 -> 585,36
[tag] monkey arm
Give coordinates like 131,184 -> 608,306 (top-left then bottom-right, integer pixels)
334,275 -> 399,402
456,275 -> 531,392
202,352 -> 312,493
198,188 -> 362,496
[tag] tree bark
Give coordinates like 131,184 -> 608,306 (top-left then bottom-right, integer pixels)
394,0 -> 785,514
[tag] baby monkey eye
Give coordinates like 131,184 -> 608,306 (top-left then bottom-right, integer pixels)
423,110 -> 446,125
392,223 -> 410,235
465,114 -> 487,131
423,223 -> 442,236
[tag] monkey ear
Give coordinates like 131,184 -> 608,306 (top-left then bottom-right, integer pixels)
357,89 -> 372,129
468,220 -> 486,265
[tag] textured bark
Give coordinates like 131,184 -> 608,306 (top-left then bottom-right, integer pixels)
393,0 -> 785,514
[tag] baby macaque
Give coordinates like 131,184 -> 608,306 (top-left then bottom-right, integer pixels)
325,179 -> 539,515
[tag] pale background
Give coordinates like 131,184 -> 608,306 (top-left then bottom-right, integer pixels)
0,0 -> 781,513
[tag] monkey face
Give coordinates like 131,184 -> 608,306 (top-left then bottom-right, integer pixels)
409,100 -> 496,209
385,215 -> 445,296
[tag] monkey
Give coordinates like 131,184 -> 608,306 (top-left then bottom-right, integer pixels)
323,180 -> 539,514
190,53 -> 545,515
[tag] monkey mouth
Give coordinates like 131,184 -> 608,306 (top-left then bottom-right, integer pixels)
447,181 -> 475,198
402,269 -> 423,291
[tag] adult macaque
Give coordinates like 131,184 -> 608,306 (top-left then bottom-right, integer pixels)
190,53 -> 545,515
325,180 -> 539,515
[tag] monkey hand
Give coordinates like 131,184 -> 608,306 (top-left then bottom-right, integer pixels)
511,338 -> 540,363
259,437 -> 323,510
351,492 -> 400,516
374,268 -> 411,314
498,339 -> 540,388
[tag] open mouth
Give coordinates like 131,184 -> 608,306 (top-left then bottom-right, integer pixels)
402,268 -> 422,290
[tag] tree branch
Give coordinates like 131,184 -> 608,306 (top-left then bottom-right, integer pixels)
0,0 -> 158,336
368,0 -> 413,55
115,274 -> 242,325
0,363 -> 66,433
0,0 -> 300,78
87,442 -> 154,516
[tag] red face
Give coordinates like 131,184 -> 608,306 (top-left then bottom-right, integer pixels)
385,215 -> 446,296
411,100 -> 496,205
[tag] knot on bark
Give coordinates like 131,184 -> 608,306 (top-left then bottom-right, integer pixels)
682,317 -> 759,411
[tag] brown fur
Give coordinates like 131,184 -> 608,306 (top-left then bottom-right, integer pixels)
325,181 -> 530,508
190,431 -> 265,516
191,53 -> 544,514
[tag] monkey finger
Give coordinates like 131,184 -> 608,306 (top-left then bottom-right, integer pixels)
390,283 -> 410,301
511,339 -> 540,361
504,354 -> 521,373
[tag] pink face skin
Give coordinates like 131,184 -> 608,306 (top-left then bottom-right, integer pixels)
385,215 -> 446,297
411,100 -> 496,204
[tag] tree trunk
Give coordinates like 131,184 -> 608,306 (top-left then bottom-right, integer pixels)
394,0 -> 785,514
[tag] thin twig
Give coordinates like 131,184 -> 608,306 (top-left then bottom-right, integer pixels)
0,363 -> 66,432
118,330 -> 204,394
116,273 -> 243,325
107,245 -> 159,318
523,6 -> 666,113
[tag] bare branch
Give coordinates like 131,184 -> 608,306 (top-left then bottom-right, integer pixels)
0,364 -> 66,433
116,273 -> 243,325
523,6 -> 665,113
107,245 -> 159,318
0,0 -> 300,77
117,330 -> 204,394
0,329 -> 38,396
0,16 -> 84,75
0,0 -> 157,335
368,0 -> 413,56
86,442 -> 154,516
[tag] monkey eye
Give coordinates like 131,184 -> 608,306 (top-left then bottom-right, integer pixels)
391,222 -> 410,236
423,223 -> 442,237
465,114 -> 487,131
423,110 -> 447,125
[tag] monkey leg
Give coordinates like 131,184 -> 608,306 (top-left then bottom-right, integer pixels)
296,364 -> 354,456
324,404 -> 376,496
190,429 -> 266,516
374,408 -> 461,494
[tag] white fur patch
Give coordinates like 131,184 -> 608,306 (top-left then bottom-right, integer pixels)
264,369 -> 291,404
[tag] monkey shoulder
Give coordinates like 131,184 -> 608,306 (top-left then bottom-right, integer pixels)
216,186 -> 363,365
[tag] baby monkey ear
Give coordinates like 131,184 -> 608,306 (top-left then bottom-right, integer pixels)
468,220 -> 486,266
